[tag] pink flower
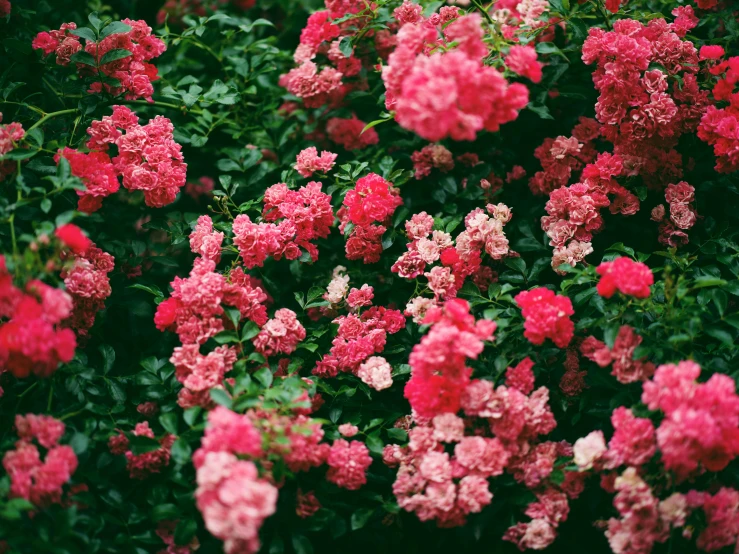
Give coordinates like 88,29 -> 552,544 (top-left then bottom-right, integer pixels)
294,147 -> 337,178
514,288 -> 574,348
346,284 -> 374,309
506,45 -> 543,83
338,423 -> 359,437
326,440 -> 372,490
357,356 -> 393,391
573,431 -> 607,470
505,357 -> 536,395
597,257 -> 653,299
253,309 -> 306,357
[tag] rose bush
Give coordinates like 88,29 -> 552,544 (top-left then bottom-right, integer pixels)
1,0 -> 739,552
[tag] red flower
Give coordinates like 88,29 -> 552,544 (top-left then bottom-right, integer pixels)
54,224 -> 91,254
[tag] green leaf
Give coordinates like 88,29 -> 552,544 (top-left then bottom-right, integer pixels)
70,27 -> 98,42
705,327 -> 734,345
40,198 -> 52,213
292,535 -> 313,554
693,277 -> 727,289
386,428 -> 408,441
99,21 -> 132,39
70,51 -> 97,66
174,519 -> 198,546
210,388 -> 232,408
339,37 -> 353,58
99,344 -> 115,373
100,48 -> 132,65
254,367 -> 273,388
152,504 -> 179,521
527,103 -> 554,120
171,437 -> 192,465
723,281 -> 739,296
351,508 -> 373,531
365,432 -> 384,454
88,12 -> 103,30
535,42 -> 568,61
241,321 -> 260,341
159,412 -> 178,435
128,284 -> 163,297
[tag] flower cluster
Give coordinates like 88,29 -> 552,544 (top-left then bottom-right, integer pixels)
294,147 -> 337,178
541,153 -> 640,271
383,15 -> 528,141
155,256 -> 270,406
581,326 -> 655,384
698,54 -> 739,173
33,19 -> 166,101
651,181 -> 699,247
62,242 -> 115,338
389,357 -> 569,536
643,360 -> 739,480
313,287 -> 405,386
514,288 -> 574,348
528,117 -> 601,196
0,113 -> 25,181
411,144 -> 454,180
108,421 -> 175,480
58,107 -> 186,211
233,182 -> 334,267
340,173 -> 402,264
0,257 -> 77,379
596,257 -> 653,299
404,299 -> 496,417
394,205 -> 511,306
581,14 -> 709,186
196,452 -> 278,554
2,414 -> 78,507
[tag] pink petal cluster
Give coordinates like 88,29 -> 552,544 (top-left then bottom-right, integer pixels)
357,355 -> 393,391
642,360 -> 739,480
596,257 -> 654,299
388,378 -> 566,530
528,117 -> 601,196
404,299 -> 496,418
0,116 -> 24,157
312,299 -> 405,379
109,421 -> 175,480
581,16 -> 708,187
326,116 -> 379,150
63,106 -> 186,211
698,54 -> 739,173
340,173 -> 402,264
233,181 -> 333,267
253,308 -> 306,357
652,181 -> 699,248
394,206 -> 511,301
62,243 -> 115,338
0,260 -> 77,379
34,19 -> 166,101
155,258 -> 268,346
294,146 -> 337,177
505,45 -> 543,83
326,439 -> 372,490
189,215 -> 224,262
411,144 -> 454,180
383,15 -> 528,141
195,452 -> 278,554
580,326 -> 655,384
514,288 -> 574,348
542,153 -> 637,272
2,414 -> 78,507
